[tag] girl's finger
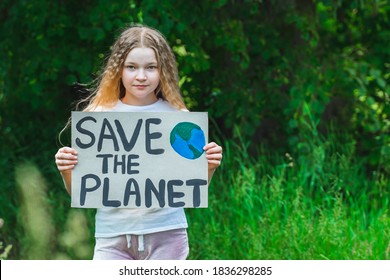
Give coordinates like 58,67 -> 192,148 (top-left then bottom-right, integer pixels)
206,153 -> 223,160
60,153 -> 78,160
208,160 -> 221,168
204,143 -> 222,152
56,159 -> 78,166
203,142 -> 217,150
58,147 -> 78,155
205,147 -> 222,155
57,165 -> 75,172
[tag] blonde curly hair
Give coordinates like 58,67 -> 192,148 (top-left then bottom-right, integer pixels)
83,24 -> 186,111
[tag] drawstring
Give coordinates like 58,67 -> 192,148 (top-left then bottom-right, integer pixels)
125,234 -> 144,251
126,234 -> 132,249
138,235 -> 144,251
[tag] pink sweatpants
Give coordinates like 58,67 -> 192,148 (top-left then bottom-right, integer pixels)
93,228 -> 189,260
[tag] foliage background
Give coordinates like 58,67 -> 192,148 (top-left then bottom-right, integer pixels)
0,0 -> 388,259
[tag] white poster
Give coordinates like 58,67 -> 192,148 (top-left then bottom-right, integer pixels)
71,111 -> 208,208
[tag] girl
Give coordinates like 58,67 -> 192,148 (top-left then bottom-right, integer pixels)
55,24 -> 222,260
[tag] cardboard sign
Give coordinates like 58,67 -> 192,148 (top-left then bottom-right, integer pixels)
71,112 -> 208,208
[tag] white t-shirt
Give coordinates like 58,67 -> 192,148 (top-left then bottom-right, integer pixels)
94,99 -> 188,237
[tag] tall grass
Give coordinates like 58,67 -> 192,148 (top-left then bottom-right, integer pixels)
187,131 -> 389,259
1,161 -> 95,260
0,132 -> 388,260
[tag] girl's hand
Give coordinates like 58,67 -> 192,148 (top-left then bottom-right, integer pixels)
55,147 -> 78,173
204,142 -> 223,171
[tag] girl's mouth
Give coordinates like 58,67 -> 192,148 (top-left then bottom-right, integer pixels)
134,85 -> 147,89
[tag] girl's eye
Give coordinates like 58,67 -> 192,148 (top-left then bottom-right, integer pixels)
126,65 -> 136,70
147,65 -> 157,70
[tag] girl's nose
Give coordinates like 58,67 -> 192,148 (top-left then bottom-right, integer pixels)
136,70 -> 147,80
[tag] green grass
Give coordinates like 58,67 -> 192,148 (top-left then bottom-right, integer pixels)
186,137 -> 389,259
0,134 -> 388,259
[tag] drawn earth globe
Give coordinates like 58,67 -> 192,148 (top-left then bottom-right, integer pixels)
170,122 -> 206,159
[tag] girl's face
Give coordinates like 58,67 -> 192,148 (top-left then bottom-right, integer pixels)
121,47 -> 160,106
